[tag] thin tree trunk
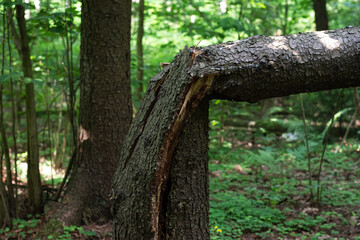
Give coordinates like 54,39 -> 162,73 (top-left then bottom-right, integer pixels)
8,15 -> 18,218
53,93 -> 66,169
0,178 -> 11,226
283,0 -> 289,35
15,4 -> 42,214
237,0 -> 244,40
6,9 -> 21,54
44,84 -> 53,186
64,0 -> 76,147
136,0 -> 145,101
0,82 -> 15,219
1,7 -> 15,218
312,0 -> 329,31
112,27 -> 360,239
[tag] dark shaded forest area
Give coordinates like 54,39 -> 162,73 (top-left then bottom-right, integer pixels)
0,0 -> 359,239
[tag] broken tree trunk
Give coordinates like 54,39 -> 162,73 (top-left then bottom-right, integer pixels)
112,27 -> 360,239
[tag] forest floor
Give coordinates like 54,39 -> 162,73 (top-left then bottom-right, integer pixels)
208,123 -> 360,239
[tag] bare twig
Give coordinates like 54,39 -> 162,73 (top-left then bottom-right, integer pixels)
53,149 -> 76,201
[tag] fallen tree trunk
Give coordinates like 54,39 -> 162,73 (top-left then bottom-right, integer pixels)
112,27 -> 360,239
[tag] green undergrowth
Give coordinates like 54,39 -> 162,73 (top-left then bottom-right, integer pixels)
0,216 -> 109,239
208,111 -> 360,239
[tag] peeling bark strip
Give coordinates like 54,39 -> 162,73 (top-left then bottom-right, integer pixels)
152,75 -> 214,238
112,27 -> 360,240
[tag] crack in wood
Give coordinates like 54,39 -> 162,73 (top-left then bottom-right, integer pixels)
154,73 -> 169,93
121,72 -> 169,171
151,74 -> 214,239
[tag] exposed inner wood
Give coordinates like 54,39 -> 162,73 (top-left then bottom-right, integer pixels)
151,75 -> 214,239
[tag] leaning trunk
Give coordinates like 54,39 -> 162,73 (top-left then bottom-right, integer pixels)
112,27 -> 360,239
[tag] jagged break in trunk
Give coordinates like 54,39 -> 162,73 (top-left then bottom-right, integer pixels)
112,27 -> 360,239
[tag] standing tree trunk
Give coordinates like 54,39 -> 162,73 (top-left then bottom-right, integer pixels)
136,0 -> 145,101
50,0 -> 132,225
15,4 -> 42,214
0,7 -> 15,221
0,80 -> 15,219
112,27 -> 360,239
312,0 -> 329,30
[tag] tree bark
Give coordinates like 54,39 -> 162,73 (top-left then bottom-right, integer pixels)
1,8 -> 15,222
136,0 -> 145,101
1,7 -> 15,219
312,0 -> 329,31
15,4 -> 42,214
0,85 -> 15,218
112,27 -> 360,239
51,0 -> 132,225
164,100 -> 210,239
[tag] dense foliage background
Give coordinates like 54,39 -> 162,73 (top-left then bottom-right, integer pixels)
0,0 -> 359,238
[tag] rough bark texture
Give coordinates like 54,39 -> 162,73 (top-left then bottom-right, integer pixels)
312,0 -> 329,31
16,4 -> 42,214
202,28 -> 359,101
164,100 -> 210,239
112,48 -> 213,239
52,0 -> 132,225
112,27 -> 360,239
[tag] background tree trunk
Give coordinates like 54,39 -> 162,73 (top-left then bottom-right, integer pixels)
0,9 -> 15,222
0,84 -> 15,218
112,27 -> 360,239
15,4 -> 42,214
312,0 -> 329,31
51,0 -> 132,225
136,0 -> 145,101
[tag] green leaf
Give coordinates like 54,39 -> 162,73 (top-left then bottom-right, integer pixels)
33,78 -> 43,86
24,77 -> 33,84
257,2 -> 267,8
0,74 -> 11,83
